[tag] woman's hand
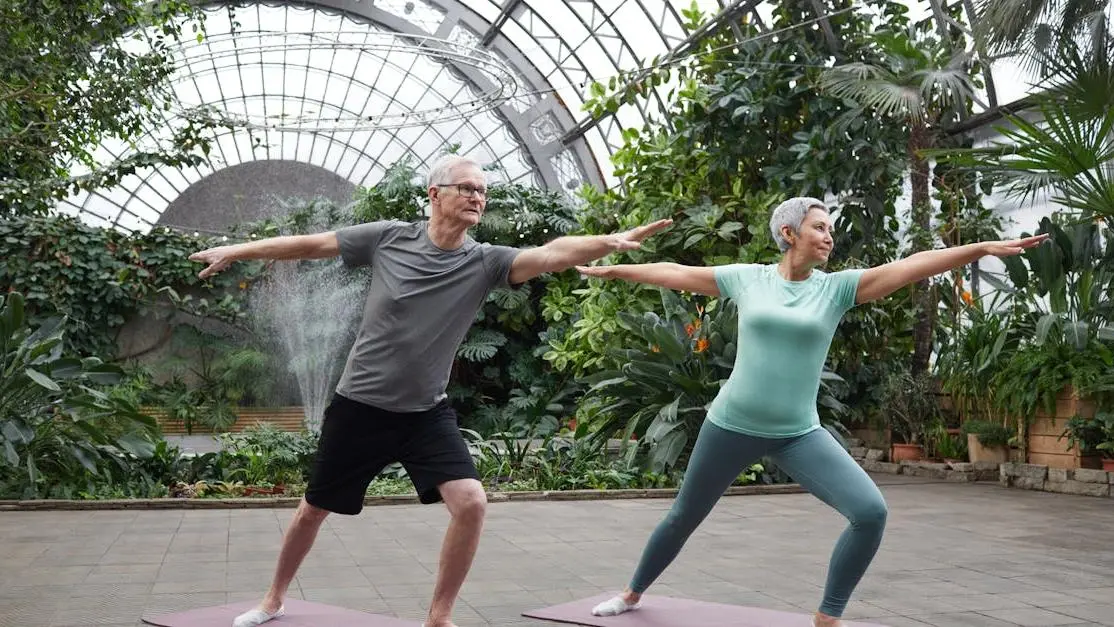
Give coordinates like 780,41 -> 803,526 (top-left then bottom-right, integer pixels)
981,234 -> 1049,257
575,265 -> 617,279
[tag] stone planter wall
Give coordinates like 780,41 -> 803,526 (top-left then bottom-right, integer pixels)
999,462 -> 1114,498
848,439 -> 1000,482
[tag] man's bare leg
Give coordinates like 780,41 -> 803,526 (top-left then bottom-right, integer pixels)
424,478 -> 487,627
233,499 -> 331,626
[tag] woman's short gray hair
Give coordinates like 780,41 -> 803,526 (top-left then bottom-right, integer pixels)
769,196 -> 828,252
427,154 -> 482,187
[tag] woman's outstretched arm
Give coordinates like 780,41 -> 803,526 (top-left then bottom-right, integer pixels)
576,262 -> 720,296
855,234 -> 1048,304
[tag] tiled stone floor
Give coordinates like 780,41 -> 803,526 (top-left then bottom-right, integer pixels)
1,474 -> 1112,626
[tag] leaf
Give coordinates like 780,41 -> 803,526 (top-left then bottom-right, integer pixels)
1034,313 -> 1059,346
1065,321 -> 1090,351
651,431 -> 687,472
24,368 -> 61,392
46,358 -> 84,379
456,329 -> 507,362
1001,256 -> 1029,291
68,444 -> 99,474
116,434 -> 156,458
1,420 -> 33,444
2,440 -> 17,466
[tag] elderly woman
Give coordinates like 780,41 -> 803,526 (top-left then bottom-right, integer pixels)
579,197 -> 1046,627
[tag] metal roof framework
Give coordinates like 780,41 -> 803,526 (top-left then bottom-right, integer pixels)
58,0 -> 1003,233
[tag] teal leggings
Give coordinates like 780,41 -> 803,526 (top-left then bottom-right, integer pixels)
629,419 -> 887,617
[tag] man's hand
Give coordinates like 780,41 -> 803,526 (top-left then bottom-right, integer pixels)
507,218 -> 674,284
609,219 -> 673,251
189,245 -> 238,279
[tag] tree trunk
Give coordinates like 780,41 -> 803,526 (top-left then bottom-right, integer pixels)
909,121 -> 935,376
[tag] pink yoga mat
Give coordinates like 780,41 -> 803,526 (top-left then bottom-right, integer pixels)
523,593 -> 891,627
142,599 -> 421,626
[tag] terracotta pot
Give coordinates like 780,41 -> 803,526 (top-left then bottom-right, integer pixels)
891,443 -> 925,462
1102,458 -> 1114,472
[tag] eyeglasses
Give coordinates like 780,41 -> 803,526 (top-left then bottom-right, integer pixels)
437,183 -> 487,198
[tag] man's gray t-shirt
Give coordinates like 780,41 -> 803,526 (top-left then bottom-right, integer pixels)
333,220 -> 522,412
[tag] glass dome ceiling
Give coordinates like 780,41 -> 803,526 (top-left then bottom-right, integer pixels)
60,0 -> 1017,233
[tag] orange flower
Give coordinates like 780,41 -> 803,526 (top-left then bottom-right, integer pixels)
239,281 -> 247,290
694,338 -> 710,353
651,345 -> 660,353
961,290 -> 973,305
685,319 -> 702,337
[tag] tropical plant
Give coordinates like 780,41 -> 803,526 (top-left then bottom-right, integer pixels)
820,26 -> 980,375
995,217 -> 1114,350
580,289 -> 849,472
0,292 -> 159,498
935,289 -> 1026,424
932,51 -> 1114,221
973,0 -> 1113,71
579,290 -> 736,472
1059,411 -> 1114,457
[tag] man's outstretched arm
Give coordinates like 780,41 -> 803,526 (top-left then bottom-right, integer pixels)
507,219 -> 673,284
189,232 -> 340,279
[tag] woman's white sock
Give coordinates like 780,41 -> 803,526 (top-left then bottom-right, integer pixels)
591,595 -> 641,616
231,605 -> 284,627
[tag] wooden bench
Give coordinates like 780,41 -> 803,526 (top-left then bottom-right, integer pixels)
148,407 -> 307,435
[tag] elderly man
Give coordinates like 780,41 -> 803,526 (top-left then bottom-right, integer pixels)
189,154 -> 671,627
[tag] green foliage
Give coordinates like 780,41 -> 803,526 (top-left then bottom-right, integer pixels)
1059,412 -> 1114,458
975,217 -> 1114,421
580,291 -> 736,472
998,217 -> 1114,350
0,292 -> 160,498
544,1 -> 924,427
936,291 -> 1025,424
0,0 -> 219,213
932,50 -> 1114,220
0,213 -> 263,357
974,0 -> 1114,73
215,424 -> 318,486
579,290 -> 848,473
876,369 -> 944,445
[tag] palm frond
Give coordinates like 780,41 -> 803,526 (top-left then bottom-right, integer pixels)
821,67 -> 925,120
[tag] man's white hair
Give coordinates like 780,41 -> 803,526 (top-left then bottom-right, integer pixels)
769,196 -> 829,252
427,154 -> 483,187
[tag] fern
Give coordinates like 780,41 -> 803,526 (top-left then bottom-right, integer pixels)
457,329 -> 508,362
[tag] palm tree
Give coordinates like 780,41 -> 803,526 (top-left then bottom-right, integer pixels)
820,28 -> 979,376
973,0 -> 1112,72
931,49 -> 1114,222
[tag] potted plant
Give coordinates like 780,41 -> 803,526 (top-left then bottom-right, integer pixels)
878,370 -> 942,462
1078,412 -> 1114,471
1058,412 -> 1114,470
961,419 -> 1013,464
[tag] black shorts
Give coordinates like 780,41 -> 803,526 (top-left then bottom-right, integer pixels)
303,394 -> 480,515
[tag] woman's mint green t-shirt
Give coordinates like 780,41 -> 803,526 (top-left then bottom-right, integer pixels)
707,263 -> 865,438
